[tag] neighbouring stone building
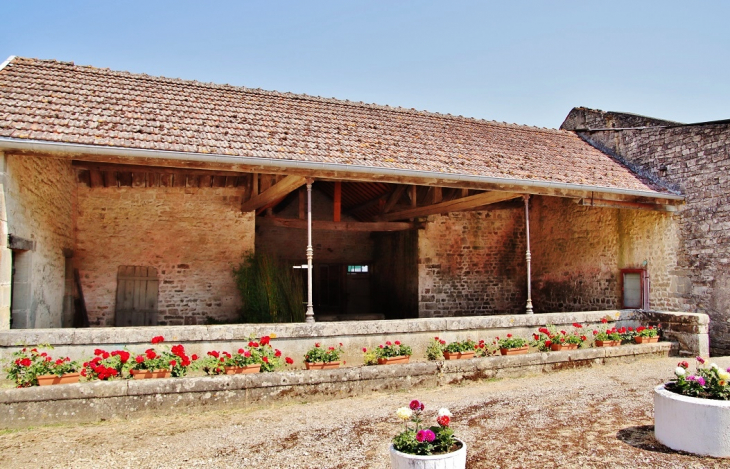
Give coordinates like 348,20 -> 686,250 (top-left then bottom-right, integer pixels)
561,108 -> 730,354
2,56 -> 725,352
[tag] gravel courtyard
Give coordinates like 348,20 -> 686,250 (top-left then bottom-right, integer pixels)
0,355 -> 727,469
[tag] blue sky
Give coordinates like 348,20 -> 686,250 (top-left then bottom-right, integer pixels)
2,1 -> 728,128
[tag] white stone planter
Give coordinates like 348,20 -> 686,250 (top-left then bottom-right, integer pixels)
389,438 -> 466,469
654,384 -> 730,457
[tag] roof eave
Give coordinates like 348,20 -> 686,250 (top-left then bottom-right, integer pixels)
0,137 -> 685,202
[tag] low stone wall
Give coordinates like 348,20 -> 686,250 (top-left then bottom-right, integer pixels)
0,342 -> 672,430
0,310 -> 707,365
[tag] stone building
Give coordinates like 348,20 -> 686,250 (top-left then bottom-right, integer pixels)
0,57 -> 699,344
561,108 -> 730,355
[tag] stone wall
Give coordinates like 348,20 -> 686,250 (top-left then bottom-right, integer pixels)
418,207 -> 527,317
563,108 -> 730,355
3,154 -> 75,328
531,196 -> 682,313
1,309 -> 699,366
0,341 -> 672,430
418,197 -> 680,317
76,184 -> 255,326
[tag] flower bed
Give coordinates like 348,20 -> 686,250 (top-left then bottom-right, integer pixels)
654,357 -> 730,457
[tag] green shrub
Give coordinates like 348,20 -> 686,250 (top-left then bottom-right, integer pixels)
233,251 -> 305,323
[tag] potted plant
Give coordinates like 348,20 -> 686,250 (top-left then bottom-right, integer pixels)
390,399 -> 466,469
364,340 -> 412,365
304,342 -> 343,370
494,334 -> 529,355
4,347 -> 81,387
634,325 -> 660,343
129,336 -> 196,379
425,337 -> 447,360
532,324 -> 587,351
655,357 -> 730,457
442,339 -> 477,360
592,318 -> 622,347
81,348 -> 130,381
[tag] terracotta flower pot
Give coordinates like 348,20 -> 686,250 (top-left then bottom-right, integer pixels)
37,372 -> 80,386
377,355 -> 410,365
595,340 -> 621,347
443,351 -> 475,360
304,361 -> 341,370
131,369 -> 171,379
550,343 -> 578,351
635,336 -> 659,344
499,346 -> 528,355
224,364 -> 261,374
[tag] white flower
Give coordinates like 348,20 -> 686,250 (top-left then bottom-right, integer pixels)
711,363 -> 719,370
437,408 -> 453,418
675,367 -> 686,377
396,407 -> 413,421
718,370 -> 730,381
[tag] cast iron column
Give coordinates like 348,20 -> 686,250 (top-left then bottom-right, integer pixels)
524,194 -> 534,314
305,179 -> 315,323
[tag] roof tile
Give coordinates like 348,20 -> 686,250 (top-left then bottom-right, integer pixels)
0,57 -> 669,194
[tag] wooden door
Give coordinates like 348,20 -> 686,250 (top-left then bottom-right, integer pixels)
115,266 -> 159,326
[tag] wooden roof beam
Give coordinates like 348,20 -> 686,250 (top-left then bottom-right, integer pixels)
378,191 -> 522,221
241,175 -> 307,212
257,217 -> 419,232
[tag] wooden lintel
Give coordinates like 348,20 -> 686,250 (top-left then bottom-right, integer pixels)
72,161 -> 251,178
333,181 -> 342,222
257,217 -> 418,232
241,175 -> 306,212
379,191 -> 522,221
578,198 -> 678,212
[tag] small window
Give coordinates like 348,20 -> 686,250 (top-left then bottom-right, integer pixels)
621,269 -> 649,310
347,265 -> 369,274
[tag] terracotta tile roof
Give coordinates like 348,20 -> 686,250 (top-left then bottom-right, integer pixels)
0,57 -> 670,194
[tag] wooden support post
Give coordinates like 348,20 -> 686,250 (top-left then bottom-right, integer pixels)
333,181 -> 342,222
299,187 -> 306,219
433,187 -> 443,204
409,185 -> 417,208
252,172 -> 259,196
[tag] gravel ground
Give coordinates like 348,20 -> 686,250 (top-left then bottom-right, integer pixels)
1,355 -> 728,469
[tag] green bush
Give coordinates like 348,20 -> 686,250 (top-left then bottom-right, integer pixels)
233,251 -> 305,323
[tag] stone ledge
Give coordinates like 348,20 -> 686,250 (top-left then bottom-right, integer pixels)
0,310 -> 646,347
0,342 -> 672,429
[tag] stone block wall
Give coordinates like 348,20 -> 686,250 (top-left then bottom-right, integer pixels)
418,208 -> 527,316
531,196 -> 682,313
3,154 -> 75,328
563,108 -> 730,354
417,196 -> 680,317
76,184 -> 255,326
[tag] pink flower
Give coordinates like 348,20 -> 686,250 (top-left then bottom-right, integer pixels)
416,429 -> 435,443
409,400 -> 424,411
362,348 -> 367,353
395,341 -> 401,345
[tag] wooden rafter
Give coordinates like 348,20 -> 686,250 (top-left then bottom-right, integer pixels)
378,191 -> 522,221
383,185 -> 407,213
257,217 -> 419,232
241,175 -> 307,212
